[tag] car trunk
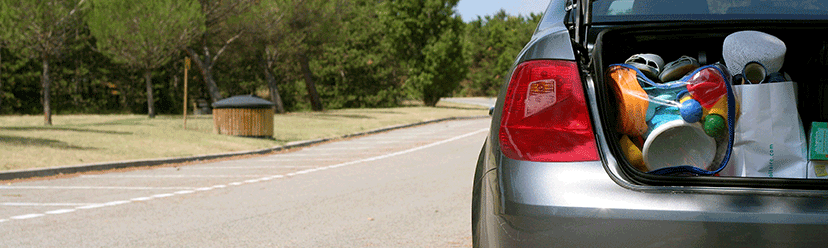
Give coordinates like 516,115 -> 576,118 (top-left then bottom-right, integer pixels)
591,21 -> 828,188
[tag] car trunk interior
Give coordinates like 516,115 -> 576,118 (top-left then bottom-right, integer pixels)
591,21 -> 828,188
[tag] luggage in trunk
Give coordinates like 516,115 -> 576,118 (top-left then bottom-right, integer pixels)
592,22 -> 828,186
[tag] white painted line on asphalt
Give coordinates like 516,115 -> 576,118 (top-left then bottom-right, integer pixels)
179,165 -> 317,169
81,175 -> 270,178
270,153 -> 355,157
349,140 -> 401,144
76,200 -> 130,210
314,128 -> 488,171
45,209 -> 76,215
0,186 -> 196,190
301,147 -> 376,151
151,193 -> 175,198
342,141 -> 402,145
258,158 -> 344,162
10,214 -> 44,220
352,136 -> 427,140
0,126 -> 489,224
1,203 -> 91,207
75,204 -> 105,210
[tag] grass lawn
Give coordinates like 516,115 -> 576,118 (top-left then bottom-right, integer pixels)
0,102 -> 487,171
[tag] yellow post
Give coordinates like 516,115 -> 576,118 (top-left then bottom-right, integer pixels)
184,57 -> 191,129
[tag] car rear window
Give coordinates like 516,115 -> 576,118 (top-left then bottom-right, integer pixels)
593,0 -> 828,21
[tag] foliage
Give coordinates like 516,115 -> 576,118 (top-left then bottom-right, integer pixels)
87,0 -> 204,118
314,0 -> 405,109
187,0 -> 260,104
88,0 -> 204,69
461,10 -> 541,96
0,0 -> 86,124
383,0 -> 468,106
0,0 -> 539,115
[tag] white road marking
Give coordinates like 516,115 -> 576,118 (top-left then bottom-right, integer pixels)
302,147 -> 377,150
258,158 -> 345,162
318,128 -> 487,171
343,140 -> 401,144
45,209 -> 76,215
178,165 -> 317,169
10,214 -> 44,220
269,153 -> 358,157
0,186 -> 195,190
81,175 -> 270,178
0,127 -> 488,224
1,203 -> 91,207
341,141 -> 401,145
151,193 -> 175,198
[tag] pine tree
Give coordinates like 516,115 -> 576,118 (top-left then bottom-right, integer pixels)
87,0 -> 204,118
383,0 -> 468,106
0,0 -> 86,125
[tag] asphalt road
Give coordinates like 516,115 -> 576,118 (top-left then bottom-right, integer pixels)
0,118 -> 490,247
441,97 -> 496,108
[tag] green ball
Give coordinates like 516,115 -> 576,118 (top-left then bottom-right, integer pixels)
703,114 -> 726,138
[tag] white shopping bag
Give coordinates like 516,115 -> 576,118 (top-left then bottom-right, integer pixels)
722,81 -> 808,178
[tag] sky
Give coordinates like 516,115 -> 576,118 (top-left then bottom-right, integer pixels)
456,0 -> 550,22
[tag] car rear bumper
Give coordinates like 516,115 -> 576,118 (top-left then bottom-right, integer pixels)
478,159 -> 828,247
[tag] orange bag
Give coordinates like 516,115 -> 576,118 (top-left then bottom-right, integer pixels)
607,66 -> 649,138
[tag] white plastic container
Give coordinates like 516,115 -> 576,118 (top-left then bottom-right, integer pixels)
642,120 -> 716,171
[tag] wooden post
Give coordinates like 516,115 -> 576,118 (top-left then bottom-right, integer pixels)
183,57 -> 190,129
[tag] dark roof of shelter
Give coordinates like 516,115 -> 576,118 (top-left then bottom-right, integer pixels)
212,95 -> 274,109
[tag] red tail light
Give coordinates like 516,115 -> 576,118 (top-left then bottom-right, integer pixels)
499,60 -> 599,162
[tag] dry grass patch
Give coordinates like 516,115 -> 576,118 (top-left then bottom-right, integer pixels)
0,102 -> 487,171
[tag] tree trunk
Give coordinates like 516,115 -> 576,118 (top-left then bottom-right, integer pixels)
144,70 -> 155,118
72,60 -> 81,106
299,53 -> 323,111
0,46 -> 3,113
423,95 -> 440,107
186,47 -> 222,104
42,56 -> 52,126
261,56 -> 285,114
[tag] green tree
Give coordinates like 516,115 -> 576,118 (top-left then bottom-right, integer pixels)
0,41 -> 4,112
462,11 -> 541,96
268,0 -> 346,112
0,0 -> 86,125
88,0 -> 204,118
314,0 -> 405,109
383,0 -> 468,106
186,0 -> 258,104
229,0 -> 286,113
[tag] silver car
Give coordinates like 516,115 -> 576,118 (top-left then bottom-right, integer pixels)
473,0 -> 828,247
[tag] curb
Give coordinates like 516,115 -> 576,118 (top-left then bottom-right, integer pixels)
0,115 -> 490,181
